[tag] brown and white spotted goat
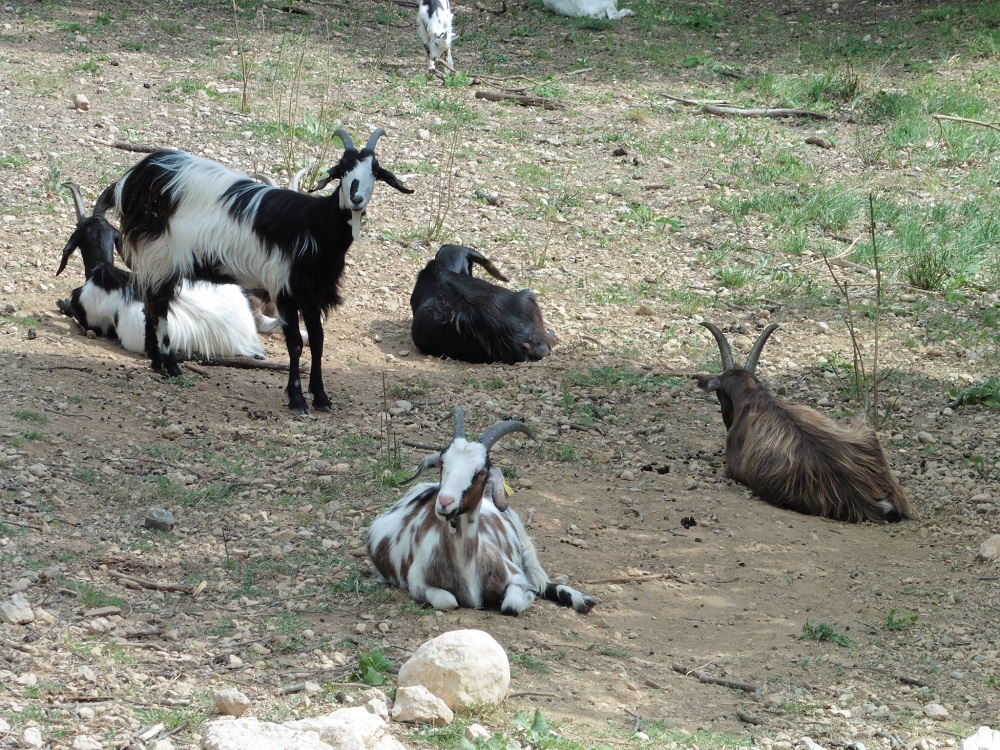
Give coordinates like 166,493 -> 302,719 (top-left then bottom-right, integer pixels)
366,407 -> 596,615
697,322 -> 911,523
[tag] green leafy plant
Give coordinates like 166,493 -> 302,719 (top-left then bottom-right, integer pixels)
801,620 -> 852,647
352,647 -> 395,686
884,610 -> 918,631
949,376 -> 1000,408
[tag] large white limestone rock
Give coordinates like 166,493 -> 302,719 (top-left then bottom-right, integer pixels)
397,629 -> 509,711
285,706 -> 405,750
201,717 -> 331,750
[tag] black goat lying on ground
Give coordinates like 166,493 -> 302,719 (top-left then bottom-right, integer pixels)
410,244 -> 555,364
697,321 -> 910,523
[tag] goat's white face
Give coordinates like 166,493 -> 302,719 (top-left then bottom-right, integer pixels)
337,155 -> 378,214
436,438 -> 487,519
427,31 -> 451,62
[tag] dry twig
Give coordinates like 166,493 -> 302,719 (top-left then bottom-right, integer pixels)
671,663 -> 758,693
108,570 -> 194,594
931,113 -> 1000,132
474,91 -> 566,110
701,104 -> 830,120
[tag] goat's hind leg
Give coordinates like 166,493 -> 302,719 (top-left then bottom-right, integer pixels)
301,307 -> 331,413
144,280 -> 182,378
542,582 -> 596,613
277,298 -> 309,413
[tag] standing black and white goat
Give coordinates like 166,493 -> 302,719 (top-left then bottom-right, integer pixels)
367,407 -> 595,615
93,128 -> 413,412
410,244 -> 556,364
418,0 -> 455,73
696,322 -> 911,523
56,183 -> 270,360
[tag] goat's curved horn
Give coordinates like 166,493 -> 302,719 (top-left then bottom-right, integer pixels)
334,128 -> 355,151
478,420 -> 535,451
452,406 -> 466,440
365,128 -> 386,152
700,321 -> 735,371
745,323 -> 780,373
62,182 -> 88,222
403,452 -> 443,484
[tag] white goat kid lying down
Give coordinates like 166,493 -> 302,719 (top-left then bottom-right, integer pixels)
56,182 -> 271,361
367,407 -> 596,615
542,0 -> 634,19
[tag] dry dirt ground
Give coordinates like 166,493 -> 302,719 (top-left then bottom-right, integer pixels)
1,1 -> 999,749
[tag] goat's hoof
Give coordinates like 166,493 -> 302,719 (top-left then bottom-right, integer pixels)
313,395 -> 333,413
288,402 -> 309,415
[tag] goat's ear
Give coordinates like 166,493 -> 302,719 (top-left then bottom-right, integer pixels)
486,467 -> 511,511
55,231 -> 81,277
374,165 -> 415,194
310,165 -> 342,193
469,253 -> 509,282
696,374 -> 720,393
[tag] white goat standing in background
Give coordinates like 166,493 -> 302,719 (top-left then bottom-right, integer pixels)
418,0 -> 455,73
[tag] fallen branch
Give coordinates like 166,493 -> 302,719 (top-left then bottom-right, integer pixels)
475,90 -> 566,111
88,136 -> 161,153
736,708 -> 763,725
509,690 -> 558,699
585,571 -> 679,585
195,357 -> 298,372
662,93 -> 729,107
108,570 -> 193,594
931,113 -> 1000,132
671,663 -> 758,694
32,365 -> 94,373
0,518 -> 44,532
701,104 -> 830,120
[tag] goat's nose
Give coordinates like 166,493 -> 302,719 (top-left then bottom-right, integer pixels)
438,494 -> 455,510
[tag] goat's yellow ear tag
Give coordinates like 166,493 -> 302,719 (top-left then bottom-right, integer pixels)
503,482 -> 514,496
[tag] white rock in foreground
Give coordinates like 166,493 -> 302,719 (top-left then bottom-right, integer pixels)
286,706 -> 406,749
0,593 -> 35,625
397,629 -> 509,710
962,726 -> 1000,750
215,687 -> 251,717
201,717 -> 331,750
391,685 -> 454,726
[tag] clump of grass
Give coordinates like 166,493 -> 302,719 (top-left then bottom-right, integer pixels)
801,620 -> 852,647
351,647 -> 395,686
884,610 -> 918,631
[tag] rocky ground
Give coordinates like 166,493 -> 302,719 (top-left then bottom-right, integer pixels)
1,0 -> 999,749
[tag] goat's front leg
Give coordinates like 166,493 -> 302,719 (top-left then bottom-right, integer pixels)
301,307 -> 331,413
277,298 -> 308,413
418,586 -> 459,611
500,582 -> 536,616
144,280 -> 182,378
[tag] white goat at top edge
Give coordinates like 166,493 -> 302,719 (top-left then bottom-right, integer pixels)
542,0 -> 634,20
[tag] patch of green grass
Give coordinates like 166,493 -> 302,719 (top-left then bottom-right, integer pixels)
565,365 -> 681,393
20,430 -> 50,443
122,39 -> 155,52
12,410 -> 47,423
801,620 -> 852,647
153,19 -> 183,35
884,610 -> 918,631
0,152 -> 29,170
61,580 -> 127,609
588,643 -> 632,659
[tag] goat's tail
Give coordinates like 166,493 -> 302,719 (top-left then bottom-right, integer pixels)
542,583 -> 596,614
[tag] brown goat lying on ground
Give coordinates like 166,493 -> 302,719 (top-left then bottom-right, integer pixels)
697,322 -> 910,523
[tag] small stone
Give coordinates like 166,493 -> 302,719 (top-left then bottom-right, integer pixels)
71,737 -> 102,750
21,727 -> 44,748
922,703 -> 949,720
215,687 -> 251,717
916,431 -> 935,445
391,685 -> 454,725
815,321 -> 830,333
145,507 -> 175,532
0,593 -> 35,625
466,723 -> 492,742
73,93 -> 90,111
978,535 -> 1000,561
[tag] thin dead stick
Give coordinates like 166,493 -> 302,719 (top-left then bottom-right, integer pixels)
737,708 -> 763,725
624,707 -> 641,733
194,357 -> 299,372
401,440 -> 441,451
671,663 -> 758,693
585,571 -> 678,585
510,690 -> 558,698
662,92 -> 729,107
931,113 -> 1000,132
44,407 -> 93,420
107,570 -> 193,594
87,135 -> 161,153
474,91 -> 566,111
701,104 -> 830,120
0,518 -> 43,532
32,365 -> 94,373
